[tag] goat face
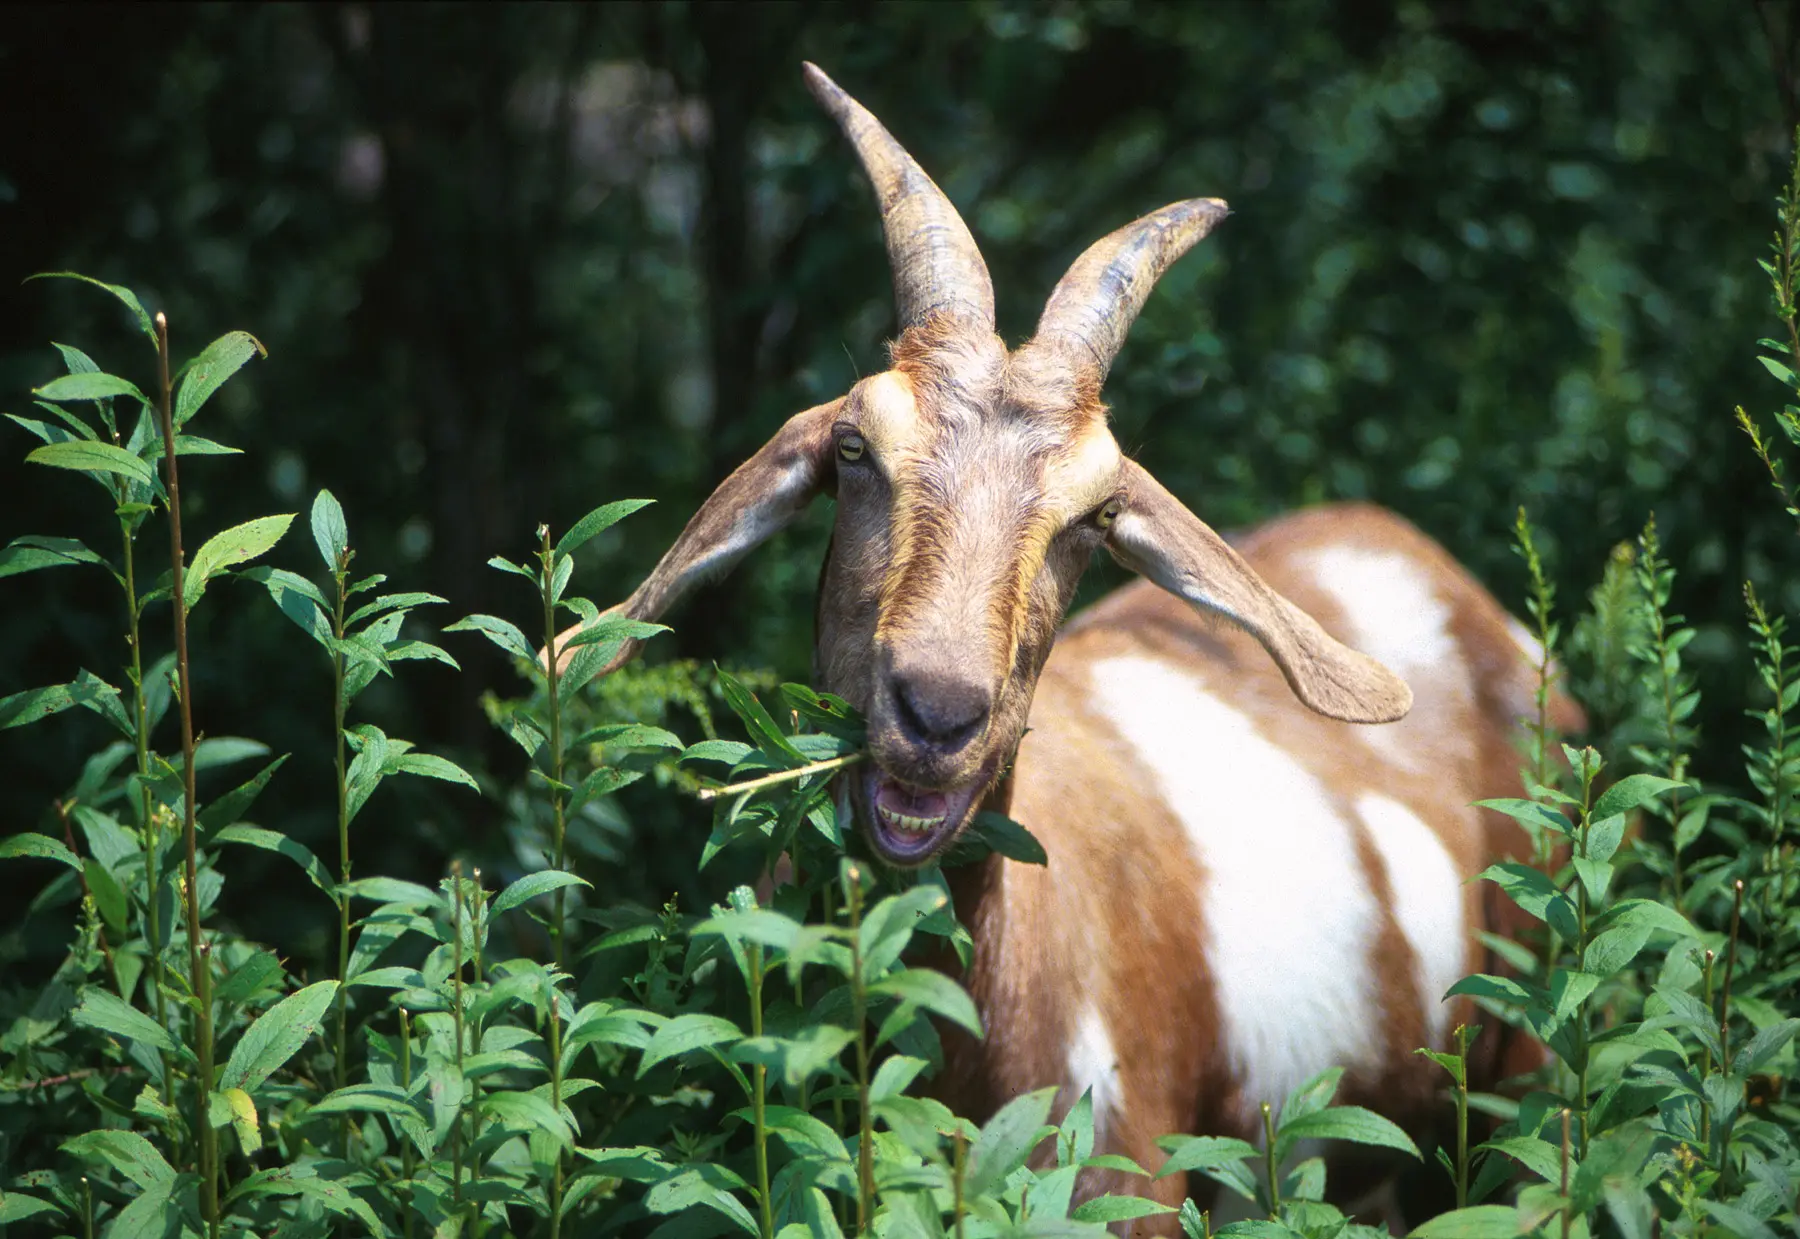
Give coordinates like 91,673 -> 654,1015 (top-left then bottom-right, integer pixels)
555,64 -> 1413,868
818,337 -> 1129,863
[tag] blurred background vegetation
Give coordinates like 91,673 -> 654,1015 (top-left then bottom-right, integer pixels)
4,0 -> 1798,974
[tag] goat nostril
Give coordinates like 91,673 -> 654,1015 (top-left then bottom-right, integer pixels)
892,673 -> 990,747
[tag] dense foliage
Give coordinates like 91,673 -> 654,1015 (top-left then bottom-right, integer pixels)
2,4 -> 1799,1237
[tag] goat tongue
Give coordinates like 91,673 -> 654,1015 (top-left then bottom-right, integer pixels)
875,780 -> 950,822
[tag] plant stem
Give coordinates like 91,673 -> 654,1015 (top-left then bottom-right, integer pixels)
1454,1023 -> 1470,1210
1262,1102 -> 1280,1218
749,939 -> 772,1239
450,863 -> 466,1211
1559,1109 -> 1571,1239
696,752 -> 866,801
1640,521 -> 1690,900
539,526 -> 569,1238
952,1129 -> 967,1239
1573,769 -> 1594,1160
1720,880 -> 1743,1068
400,1008 -> 416,1239
156,311 -> 219,1239
120,504 -> 176,1122
330,548 -> 352,1157
845,865 -> 875,1235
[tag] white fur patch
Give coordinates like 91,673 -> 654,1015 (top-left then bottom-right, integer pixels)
1085,655 -> 1381,1122
1303,546 -> 1466,769
1067,1004 -> 1123,1141
1356,793 -> 1467,1048
1303,547 -> 1458,679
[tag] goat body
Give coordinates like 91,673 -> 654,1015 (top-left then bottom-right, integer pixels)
939,503 -> 1573,1217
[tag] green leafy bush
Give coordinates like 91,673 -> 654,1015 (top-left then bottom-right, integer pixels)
3,142 -> 1800,1237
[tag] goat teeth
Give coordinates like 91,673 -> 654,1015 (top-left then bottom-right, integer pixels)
880,808 -> 944,835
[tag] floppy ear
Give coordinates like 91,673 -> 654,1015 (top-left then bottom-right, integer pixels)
549,398 -> 842,674
1105,459 -> 1413,723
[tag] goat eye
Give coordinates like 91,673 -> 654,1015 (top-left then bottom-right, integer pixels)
1094,498 -> 1124,529
837,433 -> 867,463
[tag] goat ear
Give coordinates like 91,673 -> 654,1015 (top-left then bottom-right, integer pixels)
1104,460 -> 1413,723
549,398 -> 842,673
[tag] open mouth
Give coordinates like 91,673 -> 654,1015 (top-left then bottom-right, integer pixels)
859,765 -> 987,866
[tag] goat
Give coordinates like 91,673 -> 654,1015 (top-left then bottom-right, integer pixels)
559,64 -> 1577,1228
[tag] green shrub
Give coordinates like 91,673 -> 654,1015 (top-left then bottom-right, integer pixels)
3,146 -> 1800,1239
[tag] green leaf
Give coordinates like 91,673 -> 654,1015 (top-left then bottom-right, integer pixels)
26,439 -> 156,485
638,1013 -> 743,1076
61,1129 -> 175,1189
309,1084 -> 422,1118
870,1054 -> 931,1103
964,810 -> 1049,866
0,1192 -> 60,1224
389,751 -> 479,793
225,1168 -> 384,1233
185,514 -> 296,610
644,1164 -> 757,1234
1473,862 -> 1568,924
197,755 -> 290,833
1548,969 -> 1600,1030
693,907 -> 803,954
1481,1135 -> 1563,1182
0,832 -> 82,870
560,614 -> 669,649
310,488 -> 348,571
1591,774 -> 1684,821
1155,1135 -> 1259,1178
71,988 -> 179,1056
1276,1105 -> 1420,1159
172,434 -> 241,456
0,683 -> 81,729
1473,798 -> 1571,836
243,566 -> 331,644
347,590 -> 447,626
1072,1196 -> 1174,1224
480,1091 -> 574,1149
717,668 -> 805,761
34,371 -> 150,408
866,967 -> 982,1036
0,534 -> 107,578
219,979 -> 339,1093
1733,1018 -> 1800,1074
1760,354 -> 1798,386
111,1177 -> 183,1239
220,1086 -> 261,1155
966,1085 -> 1059,1198
446,613 -> 538,662
568,721 -> 685,752
1410,1205 -> 1523,1238
493,870 -> 592,916
84,857 -> 127,932
1585,813 -> 1626,863
29,272 -> 158,343
216,951 -> 286,1007
214,824 -> 333,896
556,498 -> 653,557
1583,917 -> 1655,976
174,330 -> 264,426
730,1026 -> 856,1088
859,883 -> 951,978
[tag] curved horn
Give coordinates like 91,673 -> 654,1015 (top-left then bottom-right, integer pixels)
1030,198 -> 1230,382
803,62 -> 994,331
